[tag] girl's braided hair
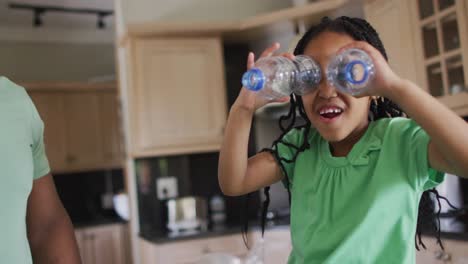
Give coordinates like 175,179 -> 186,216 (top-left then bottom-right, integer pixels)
244,16 -> 456,252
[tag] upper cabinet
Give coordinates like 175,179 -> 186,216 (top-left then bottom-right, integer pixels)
126,37 -> 227,157
365,0 -> 468,116
27,83 -> 124,173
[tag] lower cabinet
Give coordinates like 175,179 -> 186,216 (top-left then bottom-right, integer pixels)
75,223 -> 130,264
416,236 -> 468,264
260,229 -> 292,264
139,228 -> 291,264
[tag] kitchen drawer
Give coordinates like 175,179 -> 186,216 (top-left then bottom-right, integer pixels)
140,233 -> 254,264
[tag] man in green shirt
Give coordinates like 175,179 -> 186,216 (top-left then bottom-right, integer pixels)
0,77 -> 81,263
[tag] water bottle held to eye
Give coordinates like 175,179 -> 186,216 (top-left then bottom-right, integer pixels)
241,48 -> 375,99
327,48 -> 375,96
241,55 -> 321,100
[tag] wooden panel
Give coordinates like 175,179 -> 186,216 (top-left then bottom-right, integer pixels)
98,91 -> 124,166
364,0 -> 420,86
29,92 -> 67,172
90,225 -> 125,264
130,37 -> 227,156
74,229 -> 87,264
64,92 -> 102,169
76,224 -> 128,264
263,229 -> 292,264
157,234 -> 248,263
139,233 -> 255,264
443,239 -> 468,263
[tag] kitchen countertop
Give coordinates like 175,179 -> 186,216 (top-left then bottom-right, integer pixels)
73,217 -> 127,229
141,214 -> 468,245
140,217 -> 290,244
422,215 -> 468,242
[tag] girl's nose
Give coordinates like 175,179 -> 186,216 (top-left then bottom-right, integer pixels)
317,79 -> 338,99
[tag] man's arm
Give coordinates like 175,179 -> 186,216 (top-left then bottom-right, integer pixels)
26,174 -> 82,264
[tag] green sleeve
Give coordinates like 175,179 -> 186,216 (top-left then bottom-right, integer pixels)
271,127 -> 304,189
404,119 -> 445,191
28,97 -> 50,179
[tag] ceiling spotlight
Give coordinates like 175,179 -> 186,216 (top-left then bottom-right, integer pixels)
97,13 -> 105,29
33,8 -> 44,27
9,2 -> 113,29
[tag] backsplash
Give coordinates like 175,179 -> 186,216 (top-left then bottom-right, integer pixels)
135,152 -> 260,238
53,169 -> 125,225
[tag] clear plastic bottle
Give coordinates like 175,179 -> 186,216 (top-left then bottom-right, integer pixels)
241,55 -> 321,100
327,48 -> 375,96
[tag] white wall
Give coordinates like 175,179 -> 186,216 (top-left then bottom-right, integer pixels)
0,41 -> 115,82
117,0 -> 292,26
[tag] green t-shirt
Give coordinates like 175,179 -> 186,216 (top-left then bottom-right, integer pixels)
0,77 -> 50,264
274,117 -> 444,264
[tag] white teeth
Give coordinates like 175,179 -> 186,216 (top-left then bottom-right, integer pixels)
319,107 -> 343,115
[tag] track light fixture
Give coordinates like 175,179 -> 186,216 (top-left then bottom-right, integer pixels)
8,2 -> 114,29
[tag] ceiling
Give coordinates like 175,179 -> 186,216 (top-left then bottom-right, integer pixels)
0,0 -> 115,29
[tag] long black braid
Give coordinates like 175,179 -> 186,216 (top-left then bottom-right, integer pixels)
249,16 -> 457,252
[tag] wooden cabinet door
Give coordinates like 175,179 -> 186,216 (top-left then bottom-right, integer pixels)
98,91 -> 124,167
28,87 -> 124,173
29,92 -> 67,172
130,37 -> 227,156
76,224 -> 127,264
89,225 -> 126,264
364,0 -> 420,86
75,229 -> 95,264
64,92 -> 103,170
442,239 -> 468,264
263,229 -> 292,264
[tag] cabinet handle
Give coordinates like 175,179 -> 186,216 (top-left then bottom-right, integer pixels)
67,155 -> 77,163
84,234 -> 96,240
434,250 -> 451,261
202,246 -> 211,254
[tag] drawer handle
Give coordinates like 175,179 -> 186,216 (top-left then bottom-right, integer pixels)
202,246 -> 211,254
435,250 -> 451,261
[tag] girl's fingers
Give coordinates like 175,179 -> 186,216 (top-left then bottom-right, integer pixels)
337,41 -> 382,61
274,96 -> 290,103
260,42 -> 280,58
279,52 -> 295,60
246,52 -> 255,69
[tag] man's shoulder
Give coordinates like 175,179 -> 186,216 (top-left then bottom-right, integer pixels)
0,77 -> 35,125
0,76 -> 28,96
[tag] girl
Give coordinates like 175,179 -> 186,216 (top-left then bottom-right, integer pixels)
218,16 -> 468,263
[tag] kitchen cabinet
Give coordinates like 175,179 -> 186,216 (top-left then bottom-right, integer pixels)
139,232 -> 256,264
246,228 -> 292,264
364,0 -> 468,116
27,83 -> 124,173
75,223 -> 130,264
416,236 -> 468,263
125,37 -> 227,157
64,92 -> 103,170
139,229 -> 291,264
28,92 -> 68,171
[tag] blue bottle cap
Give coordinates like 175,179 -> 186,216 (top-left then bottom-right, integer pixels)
344,60 -> 369,85
242,68 -> 265,91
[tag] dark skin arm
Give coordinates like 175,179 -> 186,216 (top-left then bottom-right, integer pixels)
26,174 -> 82,264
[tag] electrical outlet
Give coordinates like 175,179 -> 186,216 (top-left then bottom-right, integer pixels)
101,193 -> 114,209
156,177 -> 178,200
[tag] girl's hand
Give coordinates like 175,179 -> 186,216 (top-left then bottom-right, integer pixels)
234,43 -> 291,112
336,41 -> 404,98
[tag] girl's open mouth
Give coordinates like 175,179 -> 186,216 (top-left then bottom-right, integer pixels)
318,106 -> 343,121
